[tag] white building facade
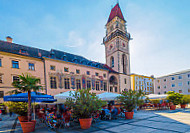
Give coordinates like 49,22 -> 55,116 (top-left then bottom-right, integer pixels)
154,69 -> 190,95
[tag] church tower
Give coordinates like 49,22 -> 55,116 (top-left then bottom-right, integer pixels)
103,3 -> 131,75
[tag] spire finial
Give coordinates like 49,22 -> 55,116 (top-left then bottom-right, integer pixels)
117,0 -> 119,4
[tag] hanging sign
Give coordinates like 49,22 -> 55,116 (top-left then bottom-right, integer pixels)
92,75 -> 95,90
82,75 -> 86,89
71,75 -> 75,89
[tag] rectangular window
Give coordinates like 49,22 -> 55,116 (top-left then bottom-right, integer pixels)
164,91 -> 167,94
95,81 -> 99,91
64,78 -> 70,89
110,87 -> 113,92
179,90 -> 182,93
50,65 -> 55,71
172,84 -> 175,87
28,63 -> 35,71
103,74 -> 106,78
0,59 -> 2,67
76,69 -> 80,74
164,86 -> 166,89
188,81 -> 190,85
95,73 -> 99,76
157,86 -> 160,89
64,67 -> 69,72
188,89 -> 190,93
171,77 -> 175,80
164,79 -> 166,82
50,77 -> 57,89
115,87 -> 117,92
87,80 -> 91,89
13,76 -> 19,82
103,82 -> 107,91
87,71 -> 90,75
0,91 -> 4,98
12,60 -> 19,69
157,80 -> 160,83
0,75 -> 2,83
178,82 -> 182,86
76,79 -> 81,90
178,76 -> 182,79
124,78 -> 127,84
188,74 -> 190,78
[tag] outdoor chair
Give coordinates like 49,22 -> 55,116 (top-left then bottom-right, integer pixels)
92,113 -> 100,123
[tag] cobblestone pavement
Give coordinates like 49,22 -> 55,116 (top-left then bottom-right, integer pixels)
0,108 -> 190,133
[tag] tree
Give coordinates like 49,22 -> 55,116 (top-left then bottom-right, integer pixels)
9,73 -> 43,121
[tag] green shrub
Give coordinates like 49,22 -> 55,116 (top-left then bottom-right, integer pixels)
65,89 -> 105,119
150,99 -> 160,104
166,91 -> 183,105
5,102 -> 28,116
180,95 -> 190,104
117,89 -> 145,112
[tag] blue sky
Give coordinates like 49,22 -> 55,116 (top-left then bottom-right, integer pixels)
0,0 -> 190,77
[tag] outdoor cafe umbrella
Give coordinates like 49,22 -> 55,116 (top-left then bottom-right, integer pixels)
54,91 -> 75,103
4,92 -> 57,120
97,92 -> 121,101
146,94 -> 168,99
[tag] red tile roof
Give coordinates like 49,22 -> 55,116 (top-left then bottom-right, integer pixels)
107,3 -> 125,24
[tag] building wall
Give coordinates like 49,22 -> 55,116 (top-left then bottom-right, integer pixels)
44,58 -> 109,96
131,74 -> 154,94
154,71 -> 190,95
0,52 -> 45,103
119,74 -> 131,92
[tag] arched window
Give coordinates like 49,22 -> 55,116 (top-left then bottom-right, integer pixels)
110,56 -> 114,68
122,54 -> 127,74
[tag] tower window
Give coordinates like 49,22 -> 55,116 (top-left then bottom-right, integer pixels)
111,56 -> 114,68
123,43 -> 125,47
122,54 -> 127,73
110,45 -> 113,50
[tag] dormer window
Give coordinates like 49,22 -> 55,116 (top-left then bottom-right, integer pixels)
21,49 -> 27,53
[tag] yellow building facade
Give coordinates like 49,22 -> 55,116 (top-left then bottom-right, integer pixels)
131,74 -> 154,94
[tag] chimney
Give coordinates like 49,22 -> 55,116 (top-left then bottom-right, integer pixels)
6,36 -> 13,43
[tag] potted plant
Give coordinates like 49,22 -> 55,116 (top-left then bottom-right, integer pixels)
150,99 -> 160,108
65,89 -> 105,129
117,89 -> 145,119
9,73 -> 43,133
5,102 -> 28,122
180,95 -> 190,108
166,91 -> 183,110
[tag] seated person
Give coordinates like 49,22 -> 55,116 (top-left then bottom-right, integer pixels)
62,109 -> 71,127
111,106 -> 118,119
47,111 -> 57,125
101,106 -> 111,119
